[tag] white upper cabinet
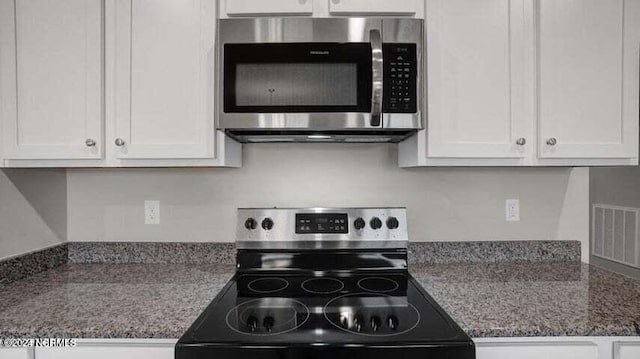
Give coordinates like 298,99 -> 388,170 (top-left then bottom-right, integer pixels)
0,0 -> 103,160
222,0 -> 313,17
425,0 -> 531,159
329,0 -> 420,15
401,0 -> 640,166
537,0 -> 640,160
110,0 -> 216,159
220,0 -> 422,18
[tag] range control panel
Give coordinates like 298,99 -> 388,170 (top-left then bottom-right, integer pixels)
236,208 -> 409,250
295,213 -> 348,234
383,43 -> 417,114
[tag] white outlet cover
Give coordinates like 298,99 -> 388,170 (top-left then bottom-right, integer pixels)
145,200 -> 160,225
506,199 -> 520,221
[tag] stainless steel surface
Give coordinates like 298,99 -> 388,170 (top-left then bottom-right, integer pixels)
546,138 -> 557,146
114,138 -> 125,147
226,131 -> 413,143
85,139 -> 96,147
516,138 -> 526,146
236,208 -> 408,250
217,18 -> 423,139
370,28 -> 383,127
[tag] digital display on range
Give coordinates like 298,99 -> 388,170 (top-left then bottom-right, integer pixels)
295,213 -> 348,234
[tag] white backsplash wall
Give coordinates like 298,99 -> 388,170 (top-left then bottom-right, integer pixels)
0,169 -> 67,260
67,144 -> 590,261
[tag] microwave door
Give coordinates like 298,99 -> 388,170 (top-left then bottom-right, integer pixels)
223,43 -> 374,116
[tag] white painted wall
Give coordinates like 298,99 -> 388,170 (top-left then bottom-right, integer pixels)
0,169 -> 66,260
67,144 -> 590,262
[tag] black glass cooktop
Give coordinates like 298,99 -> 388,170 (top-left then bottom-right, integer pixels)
177,272 -> 474,358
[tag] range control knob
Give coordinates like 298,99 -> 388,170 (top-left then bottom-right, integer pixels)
263,316 -> 275,333
387,315 -> 399,330
370,315 -> 382,332
262,217 -> 274,230
386,217 -> 399,230
244,218 -> 257,230
353,315 -> 364,332
247,316 -> 258,332
370,217 -> 382,230
354,217 -> 366,230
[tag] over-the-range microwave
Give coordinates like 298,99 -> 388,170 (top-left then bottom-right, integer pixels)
217,18 -> 424,143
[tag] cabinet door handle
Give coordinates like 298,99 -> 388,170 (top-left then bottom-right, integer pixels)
115,138 -> 126,147
516,138 -> 526,146
85,139 -> 96,147
546,137 -> 557,146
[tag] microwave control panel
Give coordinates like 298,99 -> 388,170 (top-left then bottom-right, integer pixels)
383,44 -> 417,114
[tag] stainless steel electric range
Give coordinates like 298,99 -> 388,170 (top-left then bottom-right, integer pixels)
176,208 -> 475,359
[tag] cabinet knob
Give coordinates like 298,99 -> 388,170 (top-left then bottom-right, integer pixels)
85,139 -> 96,147
516,138 -> 526,146
546,137 -> 557,146
114,138 -> 126,147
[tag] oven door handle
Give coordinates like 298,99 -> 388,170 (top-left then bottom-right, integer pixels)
370,29 -> 383,127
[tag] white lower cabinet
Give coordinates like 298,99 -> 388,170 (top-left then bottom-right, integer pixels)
476,341 -> 599,359
33,340 -> 175,359
615,342 -> 640,359
475,337 -> 640,359
0,347 -> 33,359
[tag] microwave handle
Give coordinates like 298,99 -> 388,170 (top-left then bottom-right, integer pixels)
370,29 -> 383,127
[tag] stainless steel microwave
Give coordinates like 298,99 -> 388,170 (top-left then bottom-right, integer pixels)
217,18 -> 423,143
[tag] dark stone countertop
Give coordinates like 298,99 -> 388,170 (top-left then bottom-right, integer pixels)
413,261 -> 640,337
1,261 -> 639,339
0,264 -> 235,339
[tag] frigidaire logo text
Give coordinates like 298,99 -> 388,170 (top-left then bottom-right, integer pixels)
309,51 -> 330,55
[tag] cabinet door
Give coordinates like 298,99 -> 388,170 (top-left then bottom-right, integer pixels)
476,343 -> 599,359
616,342 -> 640,359
329,0 -> 419,15
425,0 -> 531,158
35,345 -> 172,359
538,0 -> 640,159
223,0 -> 312,16
111,0 -> 215,159
0,0 -> 103,160
0,348 -> 32,359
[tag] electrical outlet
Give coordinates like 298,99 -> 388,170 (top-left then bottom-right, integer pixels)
506,199 -> 520,221
145,200 -> 160,225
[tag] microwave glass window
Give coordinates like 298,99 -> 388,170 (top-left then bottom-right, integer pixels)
235,63 -> 358,107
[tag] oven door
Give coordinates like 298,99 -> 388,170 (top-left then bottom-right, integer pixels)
218,18 -> 383,130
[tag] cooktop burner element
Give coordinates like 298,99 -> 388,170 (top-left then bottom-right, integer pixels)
226,298 -> 310,336
324,293 -> 420,336
247,277 -> 289,294
177,208 -> 475,359
358,277 -> 400,293
301,277 -> 345,294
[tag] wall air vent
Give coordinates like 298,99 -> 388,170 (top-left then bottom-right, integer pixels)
592,204 -> 640,268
